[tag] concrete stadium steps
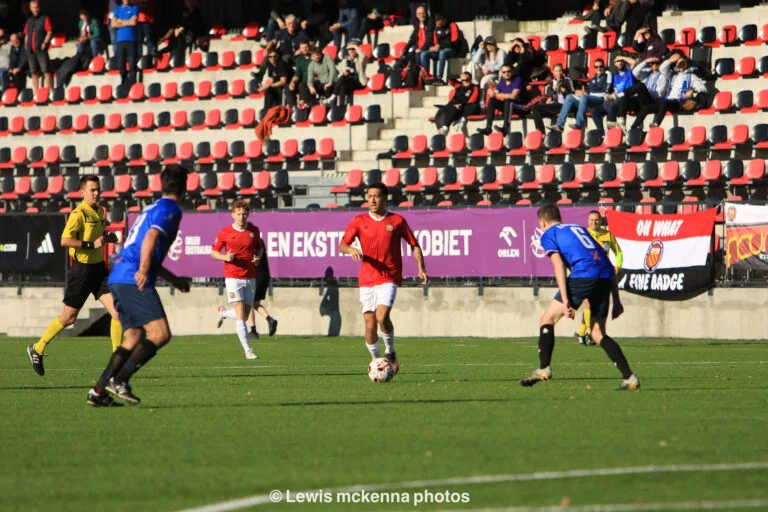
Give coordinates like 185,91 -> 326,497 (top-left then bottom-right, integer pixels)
0,287 -> 108,337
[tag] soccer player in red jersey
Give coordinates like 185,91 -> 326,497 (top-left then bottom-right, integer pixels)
339,183 -> 428,374
211,200 -> 263,359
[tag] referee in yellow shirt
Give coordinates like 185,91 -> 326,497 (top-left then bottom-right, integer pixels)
27,175 -> 122,376
576,210 -> 623,346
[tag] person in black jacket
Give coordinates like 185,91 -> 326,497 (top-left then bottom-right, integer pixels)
419,13 -> 459,84
6,32 -> 27,90
303,0 -> 336,49
434,72 -> 480,135
405,5 -> 432,64
531,63 -> 575,132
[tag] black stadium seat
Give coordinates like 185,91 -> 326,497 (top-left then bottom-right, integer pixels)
161,143 -> 176,160
265,139 -> 280,158
724,159 -> 744,180
236,50 -> 252,66
544,130 -> 562,151
364,105 -> 382,123
61,146 -> 77,163
83,85 -> 97,101
138,54 -> 154,70
189,110 -> 205,127
584,129 -> 603,149
697,26 -> 716,45
429,134 -> 446,154
300,139 -> 316,157
751,123 -> 768,144
365,168 -> 382,186
230,141 -> 245,158
195,141 -> 210,158
372,43 -> 390,60
714,58 -> 735,78
31,175 -> 47,194
214,80 -> 229,96
739,24 -> 757,44
506,132 -> 523,151
402,166 -> 420,187
91,114 -> 105,130
19,88 -> 33,103
556,163 -> 575,183
147,82 -> 162,99
237,171 -> 253,189
625,128 -> 645,148
180,81 -> 195,98
439,165 -> 457,186
735,90 -> 753,111
127,144 -> 142,161
205,52 -> 218,68
681,160 -> 701,181
156,111 -> 171,128
517,164 -> 535,184
124,112 -> 138,130
478,164 -> 496,185
224,108 -> 239,126
708,125 -> 727,146
639,161 -> 658,182
51,86 -> 65,103
27,116 -> 41,132
660,28 -> 675,46
468,133 -> 485,153
93,145 -> 109,163
248,79 -> 260,95
597,162 -> 616,182
542,35 -> 559,52
58,115 -> 72,131
666,126 -> 685,147
292,107 -> 310,124
200,171 -> 217,190
327,106 -> 345,124
132,173 -> 149,191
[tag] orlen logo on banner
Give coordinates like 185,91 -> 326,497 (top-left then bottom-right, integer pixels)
643,240 -> 664,272
497,226 -> 520,258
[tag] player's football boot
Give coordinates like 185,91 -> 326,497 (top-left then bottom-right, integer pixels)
576,334 -> 587,345
216,306 -> 225,329
27,344 -> 45,376
245,350 -> 259,360
249,326 -> 259,339
617,374 -> 640,391
87,388 -> 124,407
268,317 -> 278,336
585,334 -> 596,346
520,367 -> 552,387
106,378 -> 141,405
386,351 -> 400,375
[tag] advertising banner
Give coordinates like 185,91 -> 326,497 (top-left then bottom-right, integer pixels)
724,203 -> 768,270
606,209 -> 716,300
130,207 -> 595,279
0,214 -> 67,281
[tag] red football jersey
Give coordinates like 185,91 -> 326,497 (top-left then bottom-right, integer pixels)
212,223 -> 262,279
342,212 -> 418,287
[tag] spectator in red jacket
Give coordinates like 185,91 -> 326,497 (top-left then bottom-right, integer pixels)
419,13 -> 459,85
405,5 -> 432,62
23,0 -> 53,90
434,71 -> 480,135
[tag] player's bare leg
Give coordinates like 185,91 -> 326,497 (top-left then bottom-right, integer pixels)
233,301 -> 257,359
98,293 -> 124,352
590,317 -> 638,390
28,305 -> 80,376
521,299 -> 568,387
375,305 -> 399,374
363,311 -> 380,359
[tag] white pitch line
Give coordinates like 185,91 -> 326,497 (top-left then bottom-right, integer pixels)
177,461 -> 768,512
441,498 -> 768,512
0,360 -> 764,373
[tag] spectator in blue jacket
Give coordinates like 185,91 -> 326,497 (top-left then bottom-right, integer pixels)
330,0 -> 360,49
600,55 -> 635,133
551,58 -> 613,133
111,0 -> 138,87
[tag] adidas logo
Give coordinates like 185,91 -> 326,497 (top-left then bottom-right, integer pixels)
37,233 -> 54,254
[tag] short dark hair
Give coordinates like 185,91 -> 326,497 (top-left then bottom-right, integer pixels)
594,58 -> 605,66
588,210 -> 601,218
537,204 -> 562,223
367,183 -> 388,199
433,13 -> 446,22
79,8 -> 89,16
79,174 -> 99,189
161,164 -> 189,196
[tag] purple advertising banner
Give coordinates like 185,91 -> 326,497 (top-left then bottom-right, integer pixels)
130,207 -> 594,279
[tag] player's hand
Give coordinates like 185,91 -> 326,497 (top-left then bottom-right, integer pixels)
418,269 -> 429,286
612,301 -> 624,320
252,254 -> 261,265
134,269 -> 149,291
174,277 -> 191,293
562,301 -> 575,319
349,248 -> 363,261
226,250 -> 235,262
105,232 -> 119,243
93,236 -> 106,249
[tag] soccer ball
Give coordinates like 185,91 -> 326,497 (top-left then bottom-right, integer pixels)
368,357 -> 394,383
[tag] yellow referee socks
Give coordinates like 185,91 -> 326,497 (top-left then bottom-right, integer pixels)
34,317 -> 66,354
110,319 -> 123,352
576,308 -> 592,337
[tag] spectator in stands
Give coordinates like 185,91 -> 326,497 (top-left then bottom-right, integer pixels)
599,55 -> 635,133
287,40 -> 312,106
357,7 -> 384,47
633,53 -> 706,128
266,0 -> 307,44
476,65 -> 529,136
76,9 -> 104,60
530,63 -> 574,133
275,14 -> 310,62
632,26 -> 665,61
609,55 -> 668,132
604,0 -> 628,34
510,41 -> 547,82
551,58 -> 612,133
156,0 -> 204,66
503,38 -> 525,69
259,49 -> 289,109
466,36 -> 506,90
434,71 -> 480,135
23,0 -> 52,91
136,0 -> 156,59
0,28 -> 8,91
306,47 -> 337,102
405,5 -> 432,63
304,0 -> 336,49
330,0 -> 360,50
624,0 -> 650,42
578,0 -> 607,33
106,0 -> 118,49
6,32 -> 26,90
325,42 -> 367,106
111,0 -> 137,88
419,13 -> 459,85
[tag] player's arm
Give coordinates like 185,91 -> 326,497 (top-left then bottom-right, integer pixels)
210,234 -> 234,262
412,245 -> 428,285
157,266 -> 191,293
135,227 -> 161,291
61,211 -> 106,249
339,221 -> 362,261
610,233 -> 623,270
550,252 -> 574,319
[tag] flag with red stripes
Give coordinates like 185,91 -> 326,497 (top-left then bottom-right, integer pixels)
606,209 -> 716,300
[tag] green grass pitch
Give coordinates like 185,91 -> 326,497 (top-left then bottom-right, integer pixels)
1,334 -> 767,511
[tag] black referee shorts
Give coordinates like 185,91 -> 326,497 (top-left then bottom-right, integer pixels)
63,261 -> 110,309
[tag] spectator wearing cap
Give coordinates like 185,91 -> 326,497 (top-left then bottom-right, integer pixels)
419,13 -> 459,85
434,71 -> 480,135
259,48 -> 290,109
466,36 -> 506,90
111,0 -> 138,87
324,42 -> 367,106
476,65 -> 529,136
609,54 -> 668,132
23,0 -> 52,90
598,55 -> 635,135
330,0 -> 359,50
306,47 -> 337,102
76,9 -> 104,60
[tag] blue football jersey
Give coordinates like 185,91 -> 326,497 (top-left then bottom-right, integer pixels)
540,223 -> 613,279
108,198 -> 182,287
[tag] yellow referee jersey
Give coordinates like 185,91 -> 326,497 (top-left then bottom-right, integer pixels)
587,227 -> 623,268
62,201 -> 106,264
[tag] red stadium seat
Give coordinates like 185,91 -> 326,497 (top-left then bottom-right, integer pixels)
241,22 -> 260,39
677,27 -> 696,46
135,173 -> 163,199
738,57 -> 757,77
718,25 -> 737,46
366,73 -> 386,93
344,104 -> 363,124
139,112 -> 155,130
185,51 -> 203,70
317,138 -> 336,160
171,110 -> 188,130
97,84 -> 113,103
205,109 -> 221,129
331,169 -> 364,195
10,116 -> 24,135
212,140 -> 229,161
240,108 -> 256,127
106,113 -> 122,131
230,79 -> 246,98
129,82 -> 145,101
246,140 -> 264,161
34,87 -> 49,105
89,56 -> 105,74
109,144 -> 126,164
2,87 -> 17,106
221,50 -> 236,69
66,86 -> 81,104
196,80 -> 212,100
73,114 -> 89,133
322,45 -> 338,62
162,82 -> 178,101
43,146 -> 60,166
144,143 -> 160,163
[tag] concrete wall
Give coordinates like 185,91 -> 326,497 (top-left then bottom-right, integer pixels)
2,285 -> 765,340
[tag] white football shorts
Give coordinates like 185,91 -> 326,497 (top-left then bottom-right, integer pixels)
359,283 -> 398,313
225,277 -> 256,305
